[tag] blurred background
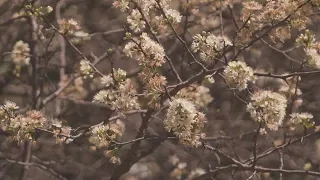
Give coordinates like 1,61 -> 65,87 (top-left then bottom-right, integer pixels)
1,0 -> 320,179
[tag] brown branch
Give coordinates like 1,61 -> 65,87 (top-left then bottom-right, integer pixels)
245,131 -> 319,165
203,144 -> 244,167
252,122 -> 262,168
89,29 -> 125,37
109,109 -> 154,180
227,5 -> 239,30
259,38 -> 301,64
56,0 -> 67,84
192,164 -> 320,180
3,157 -> 67,180
254,70 -> 320,80
0,15 -> 28,27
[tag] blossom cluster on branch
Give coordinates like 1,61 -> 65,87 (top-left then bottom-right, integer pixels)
0,101 -> 72,144
164,98 -> 206,147
247,90 -> 287,131
93,68 -> 140,112
191,31 -> 232,63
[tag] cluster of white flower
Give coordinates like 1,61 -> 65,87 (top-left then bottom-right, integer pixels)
288,112 -> 314,130
132,0 -> 157,14
79,60 -> 94,78
164,8 -> 182,23
6,110 -> 47,144
191,32 -> 232,63
11,40 -> 31,66
164,98 -> 206,147
296,30 -> 315,49
124,33 -> 167,108
58,18 -> 80,35
2,101 -> 19,111
144,73 -> 167,91
114,0 -> 181,33
100,68 -> 127,87
88,121 -> 123,148
117,0 -> 182,108
247,90 -> 287,131
113,68 -> 127,82
305,47 -> 320,69
112,0 -> 130,12
224,61 -> 255,91
296,30 -> 320,69
176,85 -> 213,108
124,33 -> 166,67
93,69 -> 140,112
101,75 -> 114,87
0,101 -> 19,131
0,101 -> 75,145
155,7 -> 182,26
127,9 -> 146,32
138,71 -> 167,109
0,101 -> 18,129
240,0 -> 308,44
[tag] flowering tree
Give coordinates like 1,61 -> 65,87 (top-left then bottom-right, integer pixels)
1,0 -> 320,179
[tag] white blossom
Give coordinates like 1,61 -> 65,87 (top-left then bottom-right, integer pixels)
89,122 -> 123,148
80,60 -> 94,78
101,75 -> 114,87
191,32 -> 232,63
112,0 -> 130,12
123,33 -> 165,67
113,0 -> 174,15
163,8 -> 182,23
305,47 -> 320,69
93,90 -> 113,103
296,29 -> 315,48
4,110 -> 47,144
0,101 -> 19,131
93,79 -> 140,112
11,40 -> 30,66
3,101 -> 19,110
224,61 -> 255,91
164,98 -> 206,147
127,9 -> 146,32
247,90 -> 287,131
113,68 -> 127,82
176,85 -> 213,108
59,18 -> 80,35
289,112 -> 314,129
